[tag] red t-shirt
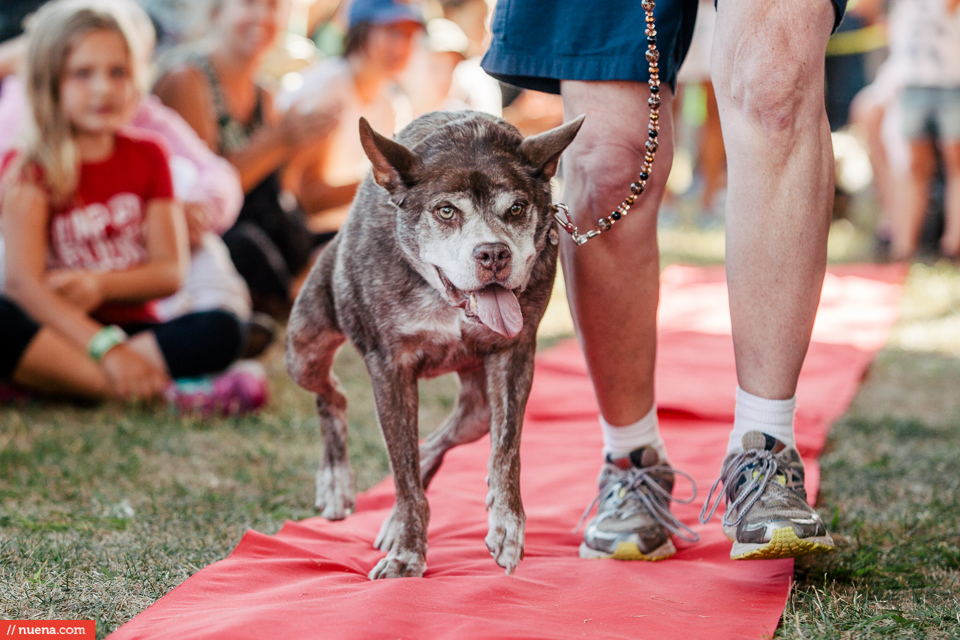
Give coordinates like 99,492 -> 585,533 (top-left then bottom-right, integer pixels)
3,132 -> 175,324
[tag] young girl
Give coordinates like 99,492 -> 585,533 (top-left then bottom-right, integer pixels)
0,0 -> 264,413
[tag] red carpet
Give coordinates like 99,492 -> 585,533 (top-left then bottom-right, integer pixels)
111,264 -> 905,640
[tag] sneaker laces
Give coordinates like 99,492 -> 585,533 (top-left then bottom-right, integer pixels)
575,464 -> 701,543
699,448 -> 781,527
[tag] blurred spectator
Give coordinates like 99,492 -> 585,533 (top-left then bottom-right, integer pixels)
676,0 -> 725,218
399,18 -> 470,117
277,0 -> 424,231
436,0 -> 501,117
888,0 -> 960,259
139,0 -> 211,51
154,0 -> 340,319
501,89 -> 563,138
824,0 -> 887,131
849,58 -> 910,256
1,0 -> 264,413
0,0 -> 281,355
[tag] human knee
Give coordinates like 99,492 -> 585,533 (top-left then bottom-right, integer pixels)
712,9 -> 830,137
908,146 -> 937,179
716,55 -> 817,136
563,133 -> 671,224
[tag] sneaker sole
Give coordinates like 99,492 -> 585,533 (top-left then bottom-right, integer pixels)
730,526 -> 835,560
578,539 -> 677,561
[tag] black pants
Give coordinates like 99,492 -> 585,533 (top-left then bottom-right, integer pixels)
0,295 -> 243,380
0,297 -> 41,379
222,173 -> 334,317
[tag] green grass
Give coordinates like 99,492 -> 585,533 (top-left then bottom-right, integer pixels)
778,261 -> 960,640
0,349 -> 459,638
1,222 -> 959,638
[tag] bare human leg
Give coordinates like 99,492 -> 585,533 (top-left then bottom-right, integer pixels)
712,0 -> 836,400
699,0 -> 839,561
893,139 -> 936,260
560,82 -> 687,561
939,141 -> 960,258
11,327 -> 112,399
558,81 -> 674,426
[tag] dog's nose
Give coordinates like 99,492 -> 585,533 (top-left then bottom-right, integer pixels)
474,243 -> 512,272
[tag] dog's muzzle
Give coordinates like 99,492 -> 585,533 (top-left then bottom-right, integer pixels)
436,268 -> 524,339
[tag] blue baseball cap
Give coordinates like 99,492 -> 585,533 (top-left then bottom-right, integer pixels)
348,0 -> 426,29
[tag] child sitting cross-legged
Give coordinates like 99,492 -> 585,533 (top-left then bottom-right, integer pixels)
0,0 -> 265,414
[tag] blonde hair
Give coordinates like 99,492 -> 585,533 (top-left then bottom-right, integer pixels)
20,0 -> 154,203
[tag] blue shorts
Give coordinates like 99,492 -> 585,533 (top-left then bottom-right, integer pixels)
900,87 -> 960,142
481,0 -> 848,95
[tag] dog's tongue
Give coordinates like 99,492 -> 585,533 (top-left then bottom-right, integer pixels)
474,285 -> 523,338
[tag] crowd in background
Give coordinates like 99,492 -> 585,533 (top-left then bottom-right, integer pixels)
0,0 -> 956,412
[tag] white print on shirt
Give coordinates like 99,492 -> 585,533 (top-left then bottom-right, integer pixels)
50,192 -> 147,271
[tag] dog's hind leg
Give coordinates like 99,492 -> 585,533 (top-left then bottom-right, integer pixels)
365,355 -> 429,579
484,343 -> 536,575
375,367 -> 490,552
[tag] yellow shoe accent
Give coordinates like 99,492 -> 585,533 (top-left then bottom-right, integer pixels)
611,540 -> 675,561
731,526 -> 835,560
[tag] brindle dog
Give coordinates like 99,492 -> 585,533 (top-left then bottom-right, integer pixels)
285,111 -> 583,579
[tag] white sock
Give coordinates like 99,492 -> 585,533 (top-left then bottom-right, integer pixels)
727,386 -> 796,454
600,406 -> 669,463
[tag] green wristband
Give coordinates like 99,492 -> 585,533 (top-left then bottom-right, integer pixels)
88,325 -> 127,362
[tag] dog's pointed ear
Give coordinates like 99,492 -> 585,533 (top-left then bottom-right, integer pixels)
519,115 -> 585,180
359,117 -> 421,192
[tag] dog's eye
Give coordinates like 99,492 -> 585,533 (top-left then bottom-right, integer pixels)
509,203 -> 526,216
436,205 -> 456,220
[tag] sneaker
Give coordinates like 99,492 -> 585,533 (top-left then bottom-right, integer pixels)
241,312 -> 278,360
700,431 -> 835,560
165,360 -> 268,416
577,447 -> 699,561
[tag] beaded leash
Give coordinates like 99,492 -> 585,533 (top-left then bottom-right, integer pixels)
553,0 -> 662,246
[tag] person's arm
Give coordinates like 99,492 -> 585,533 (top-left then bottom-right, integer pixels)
3,180 -> 104,349
284,136 -> 359,213
96,199 -> 188,301
154,67 -> 337,193
46,198 -> 188,307
221,90 -> 299,192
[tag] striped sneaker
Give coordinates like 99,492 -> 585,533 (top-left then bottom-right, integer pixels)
165,360 -> 268,417
577,447 -> 699,561
700,431 -> 835,560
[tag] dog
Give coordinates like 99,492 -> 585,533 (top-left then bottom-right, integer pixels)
285,111 -> 583,579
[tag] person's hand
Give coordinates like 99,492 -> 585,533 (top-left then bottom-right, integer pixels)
184,201 -> 213,248
100,344 -> 170,400
47,270 -> 103,312
280,99 -> 341,148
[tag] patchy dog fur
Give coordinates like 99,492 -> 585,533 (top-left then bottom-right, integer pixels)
285,111 -> 583,579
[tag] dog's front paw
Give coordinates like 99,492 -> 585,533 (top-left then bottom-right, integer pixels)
315,464 -> 354,520
368,549 -> 426,579
485,503 -> 525,575
374,506 -> 400,551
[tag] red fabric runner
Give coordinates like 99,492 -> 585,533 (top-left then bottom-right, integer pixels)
111,264 -> 905,640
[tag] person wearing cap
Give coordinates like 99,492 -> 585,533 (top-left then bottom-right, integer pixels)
277,0 -> 425,232
154,0 -> 340,320
399,18 -> 472,118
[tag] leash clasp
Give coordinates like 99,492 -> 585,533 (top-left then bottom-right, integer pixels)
553,203 -> 592,246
